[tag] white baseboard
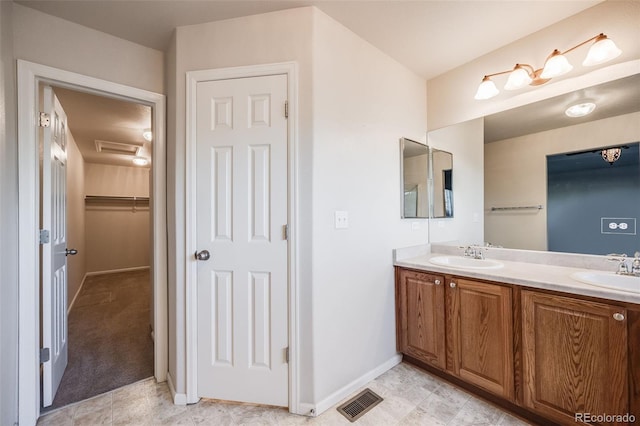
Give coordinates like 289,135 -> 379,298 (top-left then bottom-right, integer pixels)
293,402 -> 317,417
167,372 -> 187,405
86,265 -> 150,276
67,273 -> 88,314
312,354 -> 402,416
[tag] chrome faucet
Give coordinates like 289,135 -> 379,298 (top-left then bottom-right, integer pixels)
462,245 -> 485,260
632,252 -> 640,276
607,252 -> 640,277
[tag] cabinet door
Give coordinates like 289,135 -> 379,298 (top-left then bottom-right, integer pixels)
522,290 -> 628,425
397,269 -> 446,369
449,278 -> 514,400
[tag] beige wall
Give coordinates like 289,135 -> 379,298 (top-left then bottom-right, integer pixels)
0,1 -> 18,424
311,8 -> 427,405
12,3 -> 164,94
485,111 -> 640,251
427,1 -> 640,130
428,118 -> 484,245
84,163 -> 150,273
66,131 -> 86,308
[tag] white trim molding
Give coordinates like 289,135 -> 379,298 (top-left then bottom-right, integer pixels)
17,60 -> 168,425
167,372 -> 187,406
184,62 -> 300,412
313,354 -> 403,417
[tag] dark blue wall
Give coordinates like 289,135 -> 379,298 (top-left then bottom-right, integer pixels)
547,143 -> 640,255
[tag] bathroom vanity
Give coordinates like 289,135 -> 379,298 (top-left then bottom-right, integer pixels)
394,246 -> 639,426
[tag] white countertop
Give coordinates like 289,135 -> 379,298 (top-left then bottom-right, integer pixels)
395,253 -> 640,305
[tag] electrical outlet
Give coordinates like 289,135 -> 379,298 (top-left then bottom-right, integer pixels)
335,211 -> 349,229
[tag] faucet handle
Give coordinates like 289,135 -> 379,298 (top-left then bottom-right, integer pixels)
607,253 -> 627,261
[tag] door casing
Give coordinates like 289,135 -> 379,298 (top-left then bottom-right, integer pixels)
17,60 -> 168,425
185,62 -> 301,413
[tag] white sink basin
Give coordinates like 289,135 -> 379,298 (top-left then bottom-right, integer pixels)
570,271 -> 640,293
429,256 -> 504,270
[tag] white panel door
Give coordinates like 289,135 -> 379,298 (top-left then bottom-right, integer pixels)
42,87 -> 70,407
196,74 -> 289,406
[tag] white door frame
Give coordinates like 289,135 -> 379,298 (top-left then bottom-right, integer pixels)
185,62 -> 300,412
17,60 -> 168,425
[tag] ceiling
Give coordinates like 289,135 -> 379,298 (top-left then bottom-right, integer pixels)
53,87 -> 152,168
17,0 -> 600,81
20,0 -> 606,167
484,73 -> 640,143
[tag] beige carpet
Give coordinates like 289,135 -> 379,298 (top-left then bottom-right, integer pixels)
46,269 -> 154,410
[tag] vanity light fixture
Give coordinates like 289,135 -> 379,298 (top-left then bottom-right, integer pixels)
601,148 -> 621,165
565,102 -> 596,118
474,33 -> 622,100
132,156 -> 149,166
142,128 -> 153,142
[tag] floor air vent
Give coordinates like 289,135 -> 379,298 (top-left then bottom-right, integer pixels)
336,388 -> 383,422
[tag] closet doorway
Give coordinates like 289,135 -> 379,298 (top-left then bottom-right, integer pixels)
41,84 -> 155,410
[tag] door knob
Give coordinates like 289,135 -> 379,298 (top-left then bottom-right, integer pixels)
613,313 -> 625,321
65,248 -> 78,256
449,282 -> 456,288
195,250 -> 211,261
434,279 -> 441,285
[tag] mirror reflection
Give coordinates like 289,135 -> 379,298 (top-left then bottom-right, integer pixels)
400,138 -> 429,218
431,149 -> 453,218
483,73 -> 640,255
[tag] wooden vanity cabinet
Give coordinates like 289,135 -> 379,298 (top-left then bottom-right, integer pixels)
395,266 -> 638,426
521,290 -> 629,425
396,268 -> 446,369
448,277 -> 514,400
395,268 -> 514,399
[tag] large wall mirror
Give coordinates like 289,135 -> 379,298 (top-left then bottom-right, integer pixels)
484,73 -> 640,255
400,137 -> 429,218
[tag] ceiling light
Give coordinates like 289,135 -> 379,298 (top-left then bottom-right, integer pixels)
583,34 -> 622,66
132,157 -> 149,166
142,128 -> 152,142
475,33 -> 622,100
540,50 -> 573,79
504,64 -> 533,90
565,102 -> 596,118
474,76 -> 499,100
601,148 -> 621,165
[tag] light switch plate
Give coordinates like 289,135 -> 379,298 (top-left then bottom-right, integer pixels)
335,211 -> 349,229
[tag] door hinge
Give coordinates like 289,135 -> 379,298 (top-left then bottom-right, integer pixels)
285,347 -> 289,363
283,224 -> 289,240
39,229 -> 50,244
284,101 -> 289,119
40,347 -> 50,363
39,112 -> 51,128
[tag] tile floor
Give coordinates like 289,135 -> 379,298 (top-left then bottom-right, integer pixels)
37,362 -> 532,426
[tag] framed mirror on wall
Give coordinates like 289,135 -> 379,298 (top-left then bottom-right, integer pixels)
400,138 -> 454,219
